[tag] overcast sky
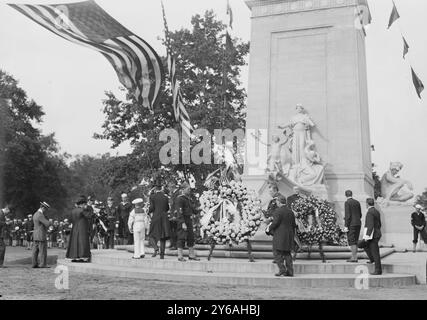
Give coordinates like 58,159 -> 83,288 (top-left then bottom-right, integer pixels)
0,0 -> 426,195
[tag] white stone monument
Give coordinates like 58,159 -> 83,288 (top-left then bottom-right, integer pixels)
243,0 -> 374,217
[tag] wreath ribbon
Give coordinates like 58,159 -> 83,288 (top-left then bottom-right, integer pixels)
200,199 -> 237,227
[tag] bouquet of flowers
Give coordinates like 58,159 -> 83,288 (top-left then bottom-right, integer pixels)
199,180 -> 264,245
291,195 -> 348,246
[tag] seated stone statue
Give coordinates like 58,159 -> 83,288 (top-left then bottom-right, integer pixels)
295,140 -> 325,187
380,162 -> 414,202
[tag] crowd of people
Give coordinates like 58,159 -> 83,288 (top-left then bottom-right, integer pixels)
0,215 -> 72,250
265,186 -> 427,277
1,180 -> 426,275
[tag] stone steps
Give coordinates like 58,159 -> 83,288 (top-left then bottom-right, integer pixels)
58,255 -> 416,288
114,245 -> 396,261
91,251 -> 397,275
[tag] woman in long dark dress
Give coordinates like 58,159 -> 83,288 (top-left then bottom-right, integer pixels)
66,196 -> 94,262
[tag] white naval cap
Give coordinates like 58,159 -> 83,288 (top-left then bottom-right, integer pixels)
132,198 -> 144,205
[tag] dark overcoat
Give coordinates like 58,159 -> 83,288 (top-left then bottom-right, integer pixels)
148,191 -> 170,240
66,207 -> 93,259
269,206 -> 297,252
344,198 -> 362,228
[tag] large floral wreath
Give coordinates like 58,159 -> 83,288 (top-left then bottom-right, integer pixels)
199,181 -> 264,245
291,195 -> 348,246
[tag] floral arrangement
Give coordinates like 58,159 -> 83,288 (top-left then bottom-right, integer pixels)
291,195 -> 348,246
199,180 -> 264,245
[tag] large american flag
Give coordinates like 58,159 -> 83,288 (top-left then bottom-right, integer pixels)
9,0 -> 164,110
161,1 -> 193,138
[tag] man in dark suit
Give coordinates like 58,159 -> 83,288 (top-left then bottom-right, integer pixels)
266,195 -> 297,277
363,198 -> 382,275
344,190 -> 362,262
411,204 -> 427,252
265,184 -> 281,221
32,202 -> 52,268
148,178 -> 171,259
0,205 -> 11,268
176,183 -> 200,262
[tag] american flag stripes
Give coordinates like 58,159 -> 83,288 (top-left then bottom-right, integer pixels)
161,1 -> 193,137
8,0 -> 164,110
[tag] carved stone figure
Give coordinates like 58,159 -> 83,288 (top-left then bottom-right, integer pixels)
272,105 -> 326,196
279,104 -> 315,166
267,134 -> 289,173
380,162 -> 414,203
295,140 -> 325,186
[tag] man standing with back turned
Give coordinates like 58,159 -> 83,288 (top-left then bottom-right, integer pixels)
32,202 -> 52,268
344,190 -> 362,263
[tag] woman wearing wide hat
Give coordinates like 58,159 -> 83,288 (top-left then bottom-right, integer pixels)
66,196 -> 94,262
148,177 -> 170,259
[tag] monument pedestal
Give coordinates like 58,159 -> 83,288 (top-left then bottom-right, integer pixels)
243,0 -> 374,213
378,204 -> 419,250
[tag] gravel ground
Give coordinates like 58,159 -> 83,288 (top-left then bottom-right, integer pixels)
1,247 -> 426,300
0,264 -> 426,300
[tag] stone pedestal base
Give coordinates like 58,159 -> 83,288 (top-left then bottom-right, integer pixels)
378,204 -> 417,250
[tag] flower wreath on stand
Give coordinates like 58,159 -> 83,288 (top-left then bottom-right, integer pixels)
199,180 -> 264,246
291,195 -> 348,247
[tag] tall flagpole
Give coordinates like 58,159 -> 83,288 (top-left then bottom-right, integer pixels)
161,0 -> 189,180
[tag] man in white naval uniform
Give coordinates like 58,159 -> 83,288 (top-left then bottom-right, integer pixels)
128,198 -> 148,259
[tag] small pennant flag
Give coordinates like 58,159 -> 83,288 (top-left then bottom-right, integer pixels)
388,1 -> 400,29
411,67 -> 424,99
226,0 -> 233,29
403,37 -> 409,59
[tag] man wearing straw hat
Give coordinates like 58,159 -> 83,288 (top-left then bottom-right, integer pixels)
32,202 -> 52,268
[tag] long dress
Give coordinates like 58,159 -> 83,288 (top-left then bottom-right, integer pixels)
148,191 -> 170,241
289,113 -> 315,166
66,207 -> 93,259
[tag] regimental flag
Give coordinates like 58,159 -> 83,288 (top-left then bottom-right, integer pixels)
9,0 -> 164,110
402,36 -> 409,59
161,2 -> 193,137
388,1 -> 400,29
411,67 -> 424,99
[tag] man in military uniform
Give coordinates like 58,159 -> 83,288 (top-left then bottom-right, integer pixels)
105,197 -> 118,249
168,183 -> 180,250
0,205 -> 11,268
11,219 -> 19,247
63,218 -> 71,250
117,193 -> 133,245
176,183 -> 200,262
4,216 -> 12,246
26,214 -> 34,250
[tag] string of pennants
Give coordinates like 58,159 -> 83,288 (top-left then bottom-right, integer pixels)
387,0 -> 424,99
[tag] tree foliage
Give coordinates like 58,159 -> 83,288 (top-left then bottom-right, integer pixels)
94,11 -> 249,191
0,70 -> 70,218
416,189 -> 427,210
